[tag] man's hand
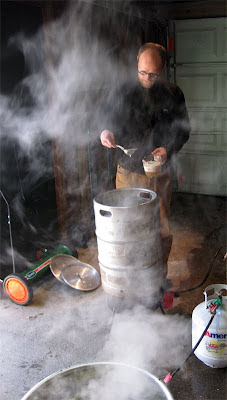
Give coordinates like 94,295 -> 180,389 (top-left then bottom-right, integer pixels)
100,130 -> 116,148
152,147 -> 167,165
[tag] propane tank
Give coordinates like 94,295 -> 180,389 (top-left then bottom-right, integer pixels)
192,284 -> 227,368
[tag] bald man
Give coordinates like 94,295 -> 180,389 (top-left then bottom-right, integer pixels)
100,42 -> 191,282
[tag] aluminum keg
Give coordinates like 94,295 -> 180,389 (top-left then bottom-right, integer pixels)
93,188 -> 163,305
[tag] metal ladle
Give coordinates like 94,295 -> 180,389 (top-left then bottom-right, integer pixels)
116,145 -> 137,157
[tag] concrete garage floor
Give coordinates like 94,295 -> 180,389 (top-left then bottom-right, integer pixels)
0,192 -> 226,400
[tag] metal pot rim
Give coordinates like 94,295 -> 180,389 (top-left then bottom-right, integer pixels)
21,361 -> 174,400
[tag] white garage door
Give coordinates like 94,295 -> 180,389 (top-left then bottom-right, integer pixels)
173,18 -> 227,196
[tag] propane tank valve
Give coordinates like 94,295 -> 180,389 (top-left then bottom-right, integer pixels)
208,296 -> 222,315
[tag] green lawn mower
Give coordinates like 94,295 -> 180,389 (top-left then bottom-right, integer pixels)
0,189 -> 73,305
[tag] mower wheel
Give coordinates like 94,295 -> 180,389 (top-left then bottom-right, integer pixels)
3,273 -> 33,306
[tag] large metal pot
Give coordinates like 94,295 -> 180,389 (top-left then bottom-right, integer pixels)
21,362 -> 174,400
93,188 -> 163,305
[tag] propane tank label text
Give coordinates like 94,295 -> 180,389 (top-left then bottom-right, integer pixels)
204,330 -> 227,357
205,331 -> 227,339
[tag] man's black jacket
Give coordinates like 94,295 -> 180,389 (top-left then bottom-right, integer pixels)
107,79 -> 191,174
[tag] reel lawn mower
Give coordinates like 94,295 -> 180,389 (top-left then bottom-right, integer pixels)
0,189 -> 73,306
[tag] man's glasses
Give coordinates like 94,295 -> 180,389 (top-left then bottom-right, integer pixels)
138,71 -> 160,79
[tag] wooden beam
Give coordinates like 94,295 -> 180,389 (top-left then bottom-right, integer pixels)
131,1 -> 227,20
42,2 -> 68,238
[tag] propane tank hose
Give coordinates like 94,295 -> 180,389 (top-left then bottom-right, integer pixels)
164,313 -> 215,383
163,295 -> 222,384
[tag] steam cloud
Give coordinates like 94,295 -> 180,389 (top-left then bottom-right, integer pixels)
44,298 -> 191,399
1,0 -> 135,150
89,305 -> 190,400
1,0 -> 138,262
1,5 -> 192,398
102,305 -> 191,371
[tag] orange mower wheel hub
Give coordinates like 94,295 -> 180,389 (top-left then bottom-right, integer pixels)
4,274 -> 33,305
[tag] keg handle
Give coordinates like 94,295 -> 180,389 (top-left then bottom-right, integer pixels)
138,191 -> 154,200
99,210 -> 112,218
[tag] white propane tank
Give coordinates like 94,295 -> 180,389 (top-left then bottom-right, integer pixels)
192,284 -> 227,368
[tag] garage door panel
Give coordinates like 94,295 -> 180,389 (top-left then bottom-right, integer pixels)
224,26 -> 227,57
177,153 -> 227,195
182,134 -> 226,153
220,115 -> 227,132
176,65 -> 226,107
188,110 -> 217,132
176,28 -> 217,62
177,74 -> 217,105
219,134 -> 227,147
175,18 -> 226,63
185,110 -> 227,152
187,110 -> 226,133
185,134 -> 216,146
224,73 -> 227,102
174,18 -> 227,196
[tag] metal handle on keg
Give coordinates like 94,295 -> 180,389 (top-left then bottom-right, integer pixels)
99,210 -> 112,218
138,191 -> 153,200
136,189 -> 157,202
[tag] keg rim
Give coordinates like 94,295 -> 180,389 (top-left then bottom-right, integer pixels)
94,188 -> 157,208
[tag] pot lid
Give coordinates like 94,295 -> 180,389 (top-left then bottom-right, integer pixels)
50,254 -> 101,291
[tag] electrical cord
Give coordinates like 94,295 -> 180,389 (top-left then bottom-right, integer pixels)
174,245 -> 226,297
